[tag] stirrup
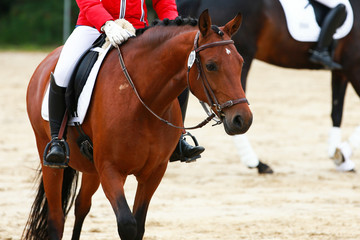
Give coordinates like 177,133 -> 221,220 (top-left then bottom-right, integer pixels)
170,132 -> 203,163
43,137 -> 70,168
183,132 -> 202,163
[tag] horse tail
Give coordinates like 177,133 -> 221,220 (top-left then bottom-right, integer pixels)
21,166 -> 79,240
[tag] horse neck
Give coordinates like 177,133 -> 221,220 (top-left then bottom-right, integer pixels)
122,29 -> 196,113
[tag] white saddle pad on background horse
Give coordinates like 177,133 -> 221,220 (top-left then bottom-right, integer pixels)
278,0 -> 353,42
41,44 -> 112,125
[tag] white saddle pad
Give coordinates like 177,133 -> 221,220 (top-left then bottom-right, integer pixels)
41,44 -> 112,125
278,0 -> 353,42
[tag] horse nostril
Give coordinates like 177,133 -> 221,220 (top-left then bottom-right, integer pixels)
233,115 -> 244,129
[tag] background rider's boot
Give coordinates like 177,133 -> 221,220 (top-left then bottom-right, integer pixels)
309,4 -> 346,70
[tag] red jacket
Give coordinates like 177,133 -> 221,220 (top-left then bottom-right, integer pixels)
76,0 -> 178,32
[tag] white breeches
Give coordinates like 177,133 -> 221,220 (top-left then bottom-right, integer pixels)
53,26 -> 101,87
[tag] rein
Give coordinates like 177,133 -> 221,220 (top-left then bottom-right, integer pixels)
115,30 -> 248,130
115,44 -> 213,130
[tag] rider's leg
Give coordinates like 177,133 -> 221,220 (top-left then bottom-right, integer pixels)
44,73 -> 68,167
309,4 -> 347,70
170,88 -> 205,163
44,26 -> 100,168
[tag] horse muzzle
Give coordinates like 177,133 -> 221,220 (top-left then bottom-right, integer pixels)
222,109 -> 253,135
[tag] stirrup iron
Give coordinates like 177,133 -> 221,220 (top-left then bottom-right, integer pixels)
43,137 -> 70,168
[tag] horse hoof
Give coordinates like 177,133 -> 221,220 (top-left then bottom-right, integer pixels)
257,161 -> 274,174
333,145 -> 355,172
333,147 -> 345,166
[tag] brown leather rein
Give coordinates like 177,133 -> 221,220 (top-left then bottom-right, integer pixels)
115,31 -> 249,130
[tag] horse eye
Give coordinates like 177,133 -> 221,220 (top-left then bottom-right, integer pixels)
206,62 -> 218,71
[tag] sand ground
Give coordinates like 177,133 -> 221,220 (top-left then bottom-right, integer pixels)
0,51 -> 359,240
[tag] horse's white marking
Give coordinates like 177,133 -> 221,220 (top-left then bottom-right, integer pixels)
119,83 -> 129,90
226,48 -> 231,55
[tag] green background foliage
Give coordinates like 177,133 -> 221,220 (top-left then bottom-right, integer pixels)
0,0 -> 155,48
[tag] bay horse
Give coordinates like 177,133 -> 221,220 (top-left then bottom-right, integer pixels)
23,10 -> 252,240
177,0 -> 360,171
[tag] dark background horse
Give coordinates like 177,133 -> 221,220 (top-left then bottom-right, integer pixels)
177,0 -> 360,171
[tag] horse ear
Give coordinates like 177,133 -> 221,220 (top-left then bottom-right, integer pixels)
198,9 -> 212,37
223,12 -> 242,36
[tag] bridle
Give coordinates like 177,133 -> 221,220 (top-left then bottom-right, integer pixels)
115,30 -> 249,130
187,31 -> 249,125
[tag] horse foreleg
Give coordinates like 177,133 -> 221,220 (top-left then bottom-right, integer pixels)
347,66 -> 360,152
331,67 -> 360,171
232,55 -> 273,174
100,168 -> 137,240
329,72 -> 347,157
71,173 -> 100,240
235,56 -> 259,168
42,167 -> 65,240
132,161 -> 168,240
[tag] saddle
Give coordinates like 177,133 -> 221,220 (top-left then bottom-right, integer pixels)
64,34 -> 109,161
278,0 -> 353,42
65,33 -> 108,115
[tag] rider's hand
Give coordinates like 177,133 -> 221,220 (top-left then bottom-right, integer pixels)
101,20 -> 135,47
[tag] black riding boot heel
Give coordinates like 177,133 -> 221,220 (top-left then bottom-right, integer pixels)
309,3 -> 347,70
170,89 -> 205,163
43,73 -> 69,168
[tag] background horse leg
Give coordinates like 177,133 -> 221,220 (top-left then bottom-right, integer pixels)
132,162 -> 168,240
71,173 -> 100,240
42,167 -> 66,239
232,54 -> 273,174
100,169 -> 137,239
332,66 -> 360,171
328,71 -> 347,158
233,54 -> 260,168
346,67 -> 360,154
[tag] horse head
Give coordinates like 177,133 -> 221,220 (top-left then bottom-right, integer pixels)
188,10 -> 252,135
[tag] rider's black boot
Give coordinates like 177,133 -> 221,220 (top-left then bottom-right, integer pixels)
309,3 -> 346,70
170,89 -> 205,163
43,73 -> 69,168
170,133 -> 205,163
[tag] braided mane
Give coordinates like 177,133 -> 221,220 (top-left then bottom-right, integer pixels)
136,16 -> 198,35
